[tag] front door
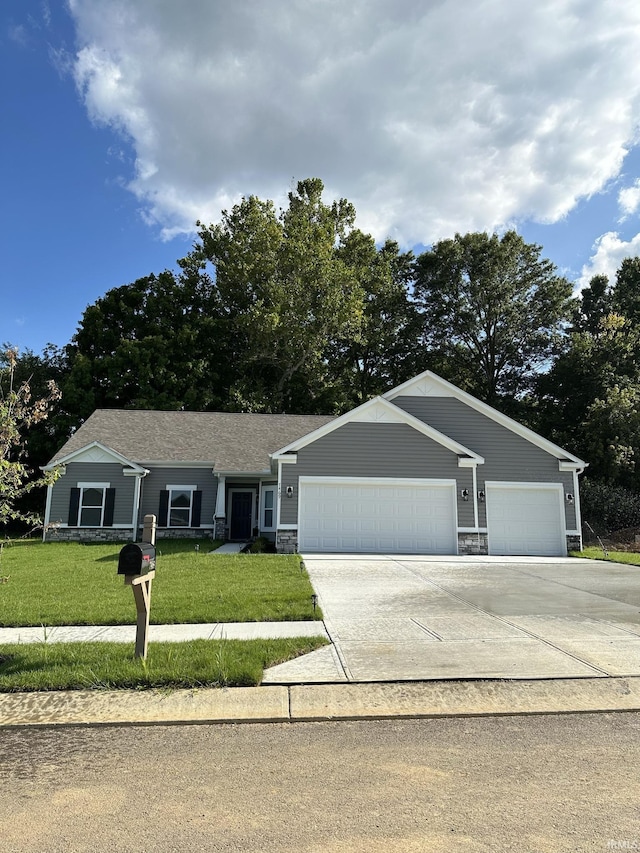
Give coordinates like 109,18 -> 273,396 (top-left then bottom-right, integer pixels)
229,491 -> 253,540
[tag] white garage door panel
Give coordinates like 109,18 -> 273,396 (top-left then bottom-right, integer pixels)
487,485 -> 565,557
299,481 -> 457,554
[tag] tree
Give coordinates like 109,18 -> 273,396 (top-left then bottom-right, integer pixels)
0,348 -> 61,530
63,270 -> 233,419
327,233 -> 420,406
188,178 -> 365,412
612,256 -> 640,323
537,259 -> 640,490
413,231 -> 574,406
572,274 -> 612,334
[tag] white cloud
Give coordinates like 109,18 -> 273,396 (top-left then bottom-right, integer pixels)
68,0 -> 640,245
619,179 -> 640,219
578,231 -> 640,288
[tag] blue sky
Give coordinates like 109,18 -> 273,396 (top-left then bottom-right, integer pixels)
3,1 -> 640,356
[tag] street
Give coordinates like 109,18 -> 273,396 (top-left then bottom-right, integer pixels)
1,713 -> 639,852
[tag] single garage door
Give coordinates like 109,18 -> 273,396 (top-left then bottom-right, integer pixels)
298,478 -> 457,554
486,483 -> 566,556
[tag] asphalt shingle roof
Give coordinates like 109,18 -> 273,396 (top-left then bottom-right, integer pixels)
50,409 -> 335,473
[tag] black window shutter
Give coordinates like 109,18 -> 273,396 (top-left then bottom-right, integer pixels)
103,488 -> 116,527
192,491 -> 202,527
68,488 -> 81,526
158,490 -> 169,526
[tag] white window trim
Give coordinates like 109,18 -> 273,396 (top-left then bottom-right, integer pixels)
260,485 -> 277,532
166,484 -> 197,529
77,482 -> 110,528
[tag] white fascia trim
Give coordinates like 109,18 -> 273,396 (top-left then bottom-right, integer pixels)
384,370 -> 587,467
277,524 -> 298,530
299,475 -> 457,488
276,456 -> 297,464
123,468 -> 149,477
44,441 -> 146,473
214,469 -> 272,476
559,460 -> 587,472
457,457 -> 479,468
141,460 -> 216,469
271,396 -> 483,463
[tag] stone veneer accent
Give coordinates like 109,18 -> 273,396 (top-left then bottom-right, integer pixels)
45,526 -> 214,543
153,528 -> 214,540
276,529 -> 298,554
457,532 -> 489,555
214,517 -> 226,540
46,527 -> 134,543
566,534 -> 582,552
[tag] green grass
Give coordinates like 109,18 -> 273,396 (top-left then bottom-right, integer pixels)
0,636 -> 328,692
0,539 -> 322,627
571,547 -> 640,567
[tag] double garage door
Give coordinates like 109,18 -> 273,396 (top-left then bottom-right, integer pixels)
298,478 -> 457,555
297,478 -> 567,556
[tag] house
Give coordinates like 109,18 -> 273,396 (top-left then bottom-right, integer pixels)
43,370 -> 587,556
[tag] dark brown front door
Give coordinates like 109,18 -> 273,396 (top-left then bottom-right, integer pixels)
230,491 -> 253,540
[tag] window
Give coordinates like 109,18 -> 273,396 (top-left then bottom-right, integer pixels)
168,487 -> 195,527
159,486 -> 202,528
261,486 -> 276,531
76,482 -> 111,527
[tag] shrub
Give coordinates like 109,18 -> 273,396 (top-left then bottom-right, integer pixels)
247,536 -> 277,554
580,478 -> 640,536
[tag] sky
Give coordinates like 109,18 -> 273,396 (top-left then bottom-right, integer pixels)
3,0 -> 640,356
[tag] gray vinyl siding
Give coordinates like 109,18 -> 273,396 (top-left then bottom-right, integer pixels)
140,467 -> 218,527
393,397 -> 577,529
280,422 -> 473,526
49,462 -> 134,526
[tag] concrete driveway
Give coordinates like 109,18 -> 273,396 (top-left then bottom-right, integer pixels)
264,555 -> 640,683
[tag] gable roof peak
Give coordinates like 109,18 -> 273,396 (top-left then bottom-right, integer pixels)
385,370 -> 587,467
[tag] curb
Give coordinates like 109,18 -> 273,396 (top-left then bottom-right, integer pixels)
2,676 -> 640,728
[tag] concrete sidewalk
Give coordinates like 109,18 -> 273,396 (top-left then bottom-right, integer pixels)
1,677 -> 640,728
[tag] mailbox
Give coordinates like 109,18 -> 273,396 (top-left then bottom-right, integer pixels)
118,542 -> 156,576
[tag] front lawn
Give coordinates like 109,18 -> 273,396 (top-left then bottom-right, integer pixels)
571,548 -> 640,567
0,636 -> 327,691
0,539 -> 322,626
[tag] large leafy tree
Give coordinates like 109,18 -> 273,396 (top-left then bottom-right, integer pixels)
64,270 -> 232,420
188,178 -> 365,412
538,265 -> 640,490
413,231 -> 574,407
327,233 -> 419,406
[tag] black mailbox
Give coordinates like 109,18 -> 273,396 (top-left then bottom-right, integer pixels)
118,542 -> 156,575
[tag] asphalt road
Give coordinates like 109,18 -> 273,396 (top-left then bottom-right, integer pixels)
1,714 -> 639,852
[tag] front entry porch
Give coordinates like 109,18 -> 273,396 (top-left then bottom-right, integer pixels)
214,476 -> 278,543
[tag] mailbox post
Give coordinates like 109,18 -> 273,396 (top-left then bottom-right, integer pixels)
118,513 -> 157,660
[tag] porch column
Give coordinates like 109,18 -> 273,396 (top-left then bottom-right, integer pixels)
214,474 -> 226,540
